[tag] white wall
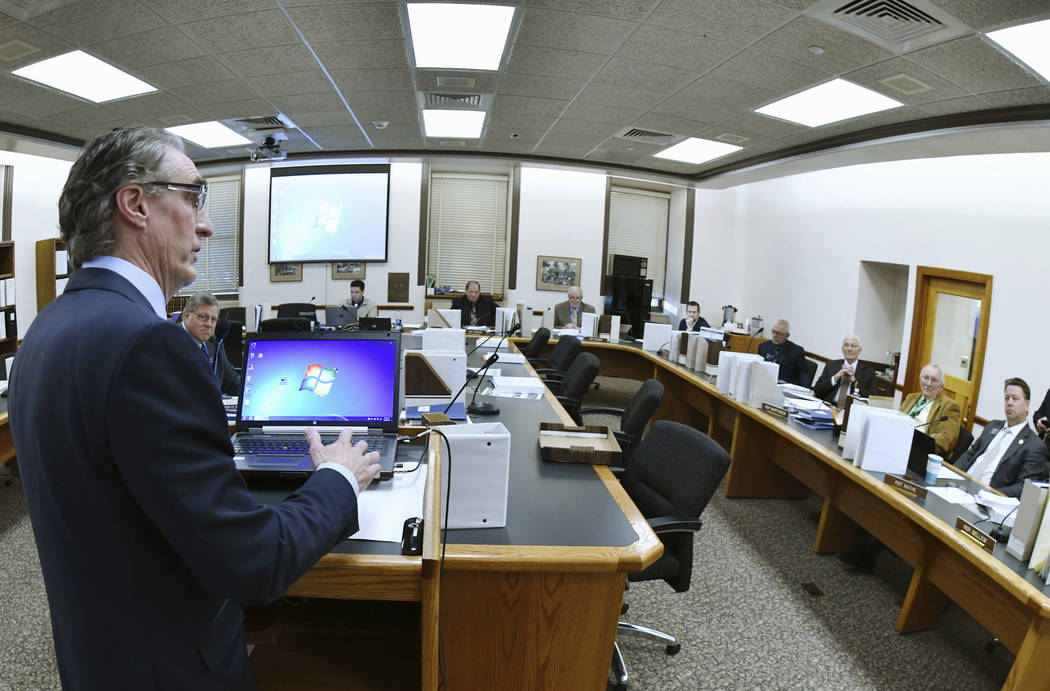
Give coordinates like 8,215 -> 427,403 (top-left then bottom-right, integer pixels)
663,188 -> 687,318
689,186 -> 744,328
691,151 -> 1050,422
507,166 -> 607,317
0,150 -> 73,337
854,261 -> 908,364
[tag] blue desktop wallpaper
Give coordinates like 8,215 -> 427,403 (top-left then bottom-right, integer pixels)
241,338 -> 397,422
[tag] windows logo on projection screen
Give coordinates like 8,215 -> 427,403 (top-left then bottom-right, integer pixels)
269,164 -> 391,263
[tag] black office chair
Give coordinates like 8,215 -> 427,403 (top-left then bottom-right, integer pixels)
218,306 -> 246,326
578,379 -> 664,468
215,319 -> 244,370
612,420 -> 731,690
276,302 -> 316,319
949,426 -> 974,465
549,352 -> 599,423
521,327 -> 551,361
802,358 -> 818,387
259,317 -> 312,332
531,337 -> 582,387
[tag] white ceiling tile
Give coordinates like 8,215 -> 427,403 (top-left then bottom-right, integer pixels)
906,36 -> 1043,94
181,10 -> 301,54
497,73 -> 586,101
752,16 -> 894,74
577,82 -> 665,110
246,70 -> 335,98
137,56 -> 237,89
87,26 -> 206,71
563,101 -> 644,124
286,2 -> 403,43
28,0 -> 166,44
527,0 -> 657,22
311,39 -> 409,70
646,0 -> 797,46
506,44 -> 607,80
652,94 -> 737,122
147,0 -> 276,24
594,57 -> 701,93
516,7 -> 635,54
493,95 -> 570,117
218,44 -> 319,77
678,75 -> 778,109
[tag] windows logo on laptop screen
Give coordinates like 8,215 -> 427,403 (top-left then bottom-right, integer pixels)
240,337 -> 397,423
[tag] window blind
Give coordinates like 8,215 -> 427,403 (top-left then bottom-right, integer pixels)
181,174 -> 241,295
608,186 -> 669,298
426,173 -> 508,296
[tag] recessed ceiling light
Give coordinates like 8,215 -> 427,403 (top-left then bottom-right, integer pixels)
653,137 -> 742,165
986,18 -> 1050,82
407,3 -> 515,70
755,78 -> 903,127
12,50 -> 156,103
165,122 -> 252,148
423,109 -> 486,138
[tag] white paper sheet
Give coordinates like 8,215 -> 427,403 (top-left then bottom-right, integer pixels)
349,461 -> 429,542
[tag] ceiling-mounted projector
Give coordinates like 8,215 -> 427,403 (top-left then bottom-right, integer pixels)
250,133 -> 287,162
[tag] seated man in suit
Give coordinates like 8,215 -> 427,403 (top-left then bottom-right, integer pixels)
450,280 -> 496,327
901,363 -> 961,457
811,334 -> 876,405
181,291 -> 240,396
553,286 -> 595,329
756,319 -> 811,386
677,300 -> 710,331
10,127 -> 382,688
340,278 -> 378,318
954,377 -> 1049,497
1032,387 -> 1050,439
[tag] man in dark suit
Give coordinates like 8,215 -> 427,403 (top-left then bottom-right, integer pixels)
954,377 -> 1049,497
181,291 -> 240,395
553,286 -> 595,329
9,127 -> 381,690
450,280 -> 496,327
756,319 -> 811,387
811,334 -> 876,404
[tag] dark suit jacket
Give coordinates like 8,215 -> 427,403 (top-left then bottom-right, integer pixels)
10,268 -> 360,690
677,317 -> 710,331
756,339 -> 811,387
811,359 -> 876,403
954,422 -> 1049,497
450,293 -> 497,327
1033,389 -> 1050,432
553,300 -> 595,328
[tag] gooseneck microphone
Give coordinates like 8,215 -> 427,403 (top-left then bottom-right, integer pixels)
915,415 -> 949,429
442,353 -> 498,415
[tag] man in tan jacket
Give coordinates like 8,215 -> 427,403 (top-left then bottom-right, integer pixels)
900,363 -> 961,457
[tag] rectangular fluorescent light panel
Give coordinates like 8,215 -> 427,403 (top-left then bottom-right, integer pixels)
653,137 -> 742,165
755,78 -> 903,127
986,18 -> 1050,83
408,3 -> 515,70
12,50 -> 157,103
423,109 -> 486,138
165,122 -> 253,148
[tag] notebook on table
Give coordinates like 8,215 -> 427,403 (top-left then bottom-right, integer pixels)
232,331 -> 402,481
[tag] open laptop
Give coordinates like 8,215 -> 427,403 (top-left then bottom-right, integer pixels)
232,331 -> 402,481
905,429 -> 938,480
325,305 -> 357,328
358,316 -> 392,331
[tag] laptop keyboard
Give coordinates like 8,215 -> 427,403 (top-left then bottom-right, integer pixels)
234,435 -> 391,456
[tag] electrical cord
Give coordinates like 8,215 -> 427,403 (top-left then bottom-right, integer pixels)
427,427 -> 453,691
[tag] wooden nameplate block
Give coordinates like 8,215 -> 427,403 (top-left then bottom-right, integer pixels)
583,336 -> 608,342
883,475 -> 927,500
538,423 -> 621,465
955,517 -> 995,553
761,402 -> 788,419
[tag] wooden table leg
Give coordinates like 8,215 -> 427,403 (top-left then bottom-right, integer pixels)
813,498 -> 862,554
1005,615 -> 1050,689
897,561 -> 949,633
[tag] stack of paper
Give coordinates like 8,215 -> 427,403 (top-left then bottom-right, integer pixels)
490,375 -> 544,395
792,407 -> 835,429
851,408 -> 913,474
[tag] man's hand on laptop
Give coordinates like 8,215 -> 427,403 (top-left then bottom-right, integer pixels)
305,428 -> 381,492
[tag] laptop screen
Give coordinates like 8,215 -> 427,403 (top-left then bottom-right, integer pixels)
238,333 -> 400,426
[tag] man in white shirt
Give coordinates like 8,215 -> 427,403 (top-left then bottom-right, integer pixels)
954,377 -> 1049,497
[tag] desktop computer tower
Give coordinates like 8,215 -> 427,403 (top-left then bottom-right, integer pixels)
604,275 -> 653,339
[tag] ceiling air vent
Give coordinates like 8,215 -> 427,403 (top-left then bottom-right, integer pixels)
715,133 -> 750,145
0,0 -> 78,20
878,72 -> 933,95
0,39 -> 38,61
235,113 -> 296,132
614,127 -> 675,145
805,0 -> 968,53
425,93 -> 482,108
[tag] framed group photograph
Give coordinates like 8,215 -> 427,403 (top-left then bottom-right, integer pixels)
269,262 -> 302,282
536,255 -> 581,291
331,261 -> 366,280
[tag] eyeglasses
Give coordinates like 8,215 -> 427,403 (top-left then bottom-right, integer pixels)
192,311 -> 218,324
143,181 -> 208,210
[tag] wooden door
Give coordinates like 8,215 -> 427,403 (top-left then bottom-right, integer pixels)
905,268 -> 992,430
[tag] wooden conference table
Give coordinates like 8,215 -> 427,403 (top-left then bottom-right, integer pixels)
522,337 -> 1050,690
251,350 -> 661,690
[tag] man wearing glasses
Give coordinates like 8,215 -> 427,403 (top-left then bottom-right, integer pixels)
9,127 -> 379,689
181,292 -> 241,396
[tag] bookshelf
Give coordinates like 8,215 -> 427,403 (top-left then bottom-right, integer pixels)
35,237 -> 69,312
0,241 -> 16,355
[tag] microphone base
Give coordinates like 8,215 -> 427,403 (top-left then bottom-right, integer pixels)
467,402 -> 500,416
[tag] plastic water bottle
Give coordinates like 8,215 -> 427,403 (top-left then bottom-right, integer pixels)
395,310 -> 403,331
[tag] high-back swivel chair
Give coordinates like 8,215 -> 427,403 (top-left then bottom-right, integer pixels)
612,420 -> 731,690
549,352 -> 599,423
276,302 -> 317,319
521,327 -> 551,361
579,378 -> 664,468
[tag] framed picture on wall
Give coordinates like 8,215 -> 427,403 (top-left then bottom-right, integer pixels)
269,262 -> 302,282
536,255 -> 581,291
331,261 -> 366,280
